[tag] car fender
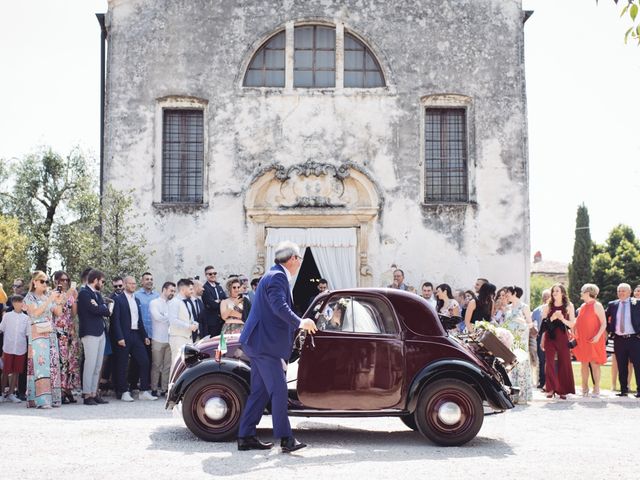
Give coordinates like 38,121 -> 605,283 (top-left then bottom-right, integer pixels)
169,358 -> 251,406
405,359 -> 514,412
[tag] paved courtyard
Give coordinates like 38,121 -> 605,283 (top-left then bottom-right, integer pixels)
1,391 -> 638,479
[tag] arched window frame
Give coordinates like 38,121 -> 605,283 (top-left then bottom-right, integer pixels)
241,21 -> 388,91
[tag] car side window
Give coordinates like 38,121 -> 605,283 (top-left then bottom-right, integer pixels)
315,295 -> 397,334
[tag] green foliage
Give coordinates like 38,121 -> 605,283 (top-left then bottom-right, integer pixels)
92,185 -> 152,280
0,214 -> 31,287
530,275 -> 555,308
599,0 -> 640,44
591,224 -> 640,303
0,148 -> 95,272
568,204 -> 592,305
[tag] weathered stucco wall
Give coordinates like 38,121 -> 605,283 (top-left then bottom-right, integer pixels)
103,0 -> 530,290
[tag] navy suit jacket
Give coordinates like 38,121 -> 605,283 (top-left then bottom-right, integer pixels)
77,286 -> 110,337
111,293 -> 148,342
239,264 -> 301,360
605,299 -> 640,334
202,282 -> 227,326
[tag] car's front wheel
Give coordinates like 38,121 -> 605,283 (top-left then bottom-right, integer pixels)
182,375 -> 247,441
415,378 -> 483,446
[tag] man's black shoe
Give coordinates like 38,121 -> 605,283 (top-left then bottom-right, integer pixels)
635,393 -> 640,398
151,390 -> 158,397
84,397 -> 98,406
94,396 -> 109,404
616,392 -> 628,397
237,436 -> 274,451
280,436 -> 307,453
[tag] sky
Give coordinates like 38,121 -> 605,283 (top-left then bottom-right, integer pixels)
0,0 -> 638,264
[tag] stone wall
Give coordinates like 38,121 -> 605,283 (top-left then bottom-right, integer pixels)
103,0 -> 530,291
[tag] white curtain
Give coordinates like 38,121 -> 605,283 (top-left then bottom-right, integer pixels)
265,228 -> 357,289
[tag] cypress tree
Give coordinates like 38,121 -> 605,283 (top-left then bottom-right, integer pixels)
568,204 -> 592,304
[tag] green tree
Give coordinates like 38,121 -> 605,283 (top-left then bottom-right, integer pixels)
93,185 -> 152,279
591,224 -> 640,302
530,274 -> 555,308
0,148 -> 95,272
598,0 -> 640,44
568,204 -> 592,305
0,214 -> 31,287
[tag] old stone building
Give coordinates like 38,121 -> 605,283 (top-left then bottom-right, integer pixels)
102,0 -> 531,306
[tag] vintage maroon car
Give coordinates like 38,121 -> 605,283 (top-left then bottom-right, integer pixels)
166,288 -> 516,446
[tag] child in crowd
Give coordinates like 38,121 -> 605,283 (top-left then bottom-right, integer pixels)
0,295 -> 29,403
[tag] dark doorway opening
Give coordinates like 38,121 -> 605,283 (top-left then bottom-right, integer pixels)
293,248 -> 322,316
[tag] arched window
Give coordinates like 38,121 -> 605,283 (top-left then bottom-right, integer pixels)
243,31 -> 286,87
343,33 -> 385,88
294,25 -> 336,88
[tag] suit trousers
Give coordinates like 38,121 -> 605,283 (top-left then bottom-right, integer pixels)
537,331 -> 546,388
81,333 -> 106,395
238,353 -> 292,439
151,340 -> 172,392
127,342 -> 152,390
613,335 -> 640,392
114,333 -> 150,395
169,336 -> 190,376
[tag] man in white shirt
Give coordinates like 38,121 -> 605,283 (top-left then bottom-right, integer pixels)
168,278 -> 199,373
149,281 -> 176,396
421,282 -> 437,308
111,276 -> 157,402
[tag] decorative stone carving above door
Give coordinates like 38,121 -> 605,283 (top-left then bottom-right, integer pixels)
244,161 -> 381,285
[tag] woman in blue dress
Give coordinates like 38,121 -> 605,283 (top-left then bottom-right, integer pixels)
23,271 -> 63,409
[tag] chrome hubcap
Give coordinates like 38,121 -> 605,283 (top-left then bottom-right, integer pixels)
437,401 -> 462,425
203,397 -> 228,420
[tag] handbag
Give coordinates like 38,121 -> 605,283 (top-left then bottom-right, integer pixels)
567,329 -> 577,349
34,321 -> 53,334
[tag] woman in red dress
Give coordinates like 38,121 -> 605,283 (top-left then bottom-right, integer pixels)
541,284 -> 576,399
573,283 -> 607,397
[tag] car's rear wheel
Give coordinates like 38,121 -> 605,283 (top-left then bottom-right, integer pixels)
415,378 -> 483,446
182,375 -> 246,441
400,414 -> 418,431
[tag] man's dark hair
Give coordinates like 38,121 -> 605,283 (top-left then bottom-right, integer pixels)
204,265 -> 215,272
250,278 -> 260,287
142,272 -> 152,277
394,269 -> 404,276
477,277 -> 489,285
81,267 -> 93,282
162,281 -> 176,290
177,278 -> 194,288
87,269 -> 105,284
422,282 -> 433,289
319,278 -> 328,285
112,276 -> 123,283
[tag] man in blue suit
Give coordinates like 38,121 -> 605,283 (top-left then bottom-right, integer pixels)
237,241 -> 317,453
111,276 -> 157,402
605,283 -> 640,397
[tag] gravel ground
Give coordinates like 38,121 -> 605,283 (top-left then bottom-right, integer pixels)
1,390 -> 638,480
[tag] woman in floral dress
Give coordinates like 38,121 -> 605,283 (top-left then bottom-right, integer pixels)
503,286 -> 534,404
23,271 -> 63,409
53,270 -> 80,403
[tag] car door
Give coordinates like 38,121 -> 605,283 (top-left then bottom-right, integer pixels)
296,293 -> 404,410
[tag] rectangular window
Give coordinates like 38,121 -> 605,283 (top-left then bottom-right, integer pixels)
294,26 -> 335,88
424,108 -> 468,203
162,109 -> 204,203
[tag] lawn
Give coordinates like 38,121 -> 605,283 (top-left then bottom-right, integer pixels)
570,361 -> 637,392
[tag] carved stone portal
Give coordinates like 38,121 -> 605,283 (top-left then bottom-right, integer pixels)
244,161 -> 381,286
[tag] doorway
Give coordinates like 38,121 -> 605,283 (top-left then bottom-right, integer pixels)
292,248 -> 322,316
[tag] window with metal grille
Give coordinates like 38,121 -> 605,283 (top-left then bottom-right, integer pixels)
424,108 -> 468,203
243,31 -> 286,87
294,25 -> 335,88
343,33 -> 385,88
162,109 -> 204,203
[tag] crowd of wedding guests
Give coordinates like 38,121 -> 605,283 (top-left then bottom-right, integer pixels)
1,266 -> 638,409
0,266 -> 257,408
389,270 -> 640,404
